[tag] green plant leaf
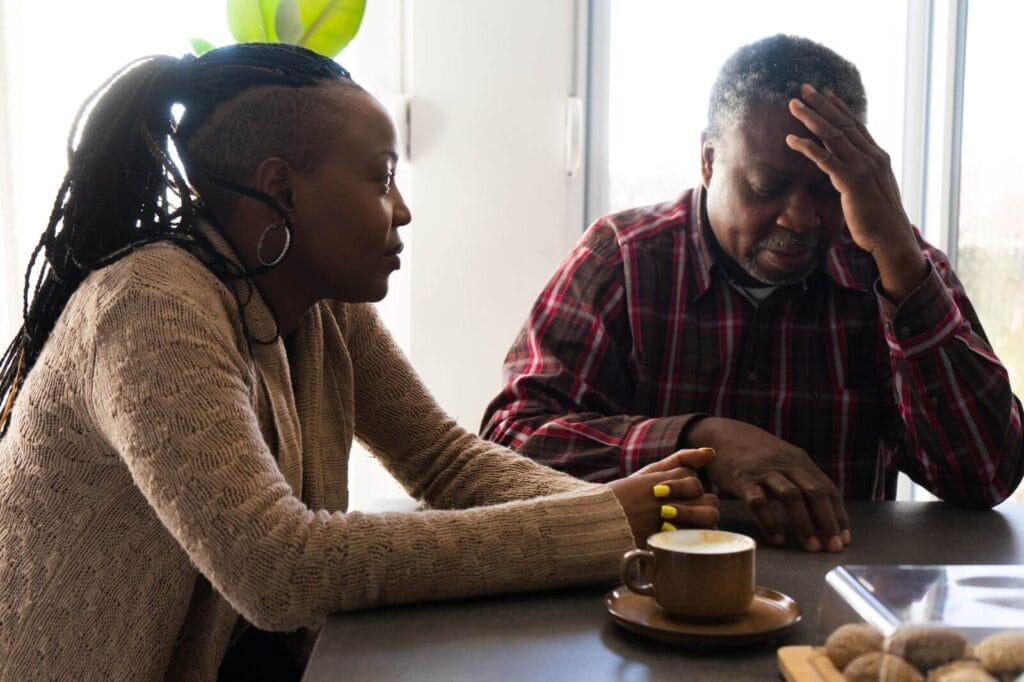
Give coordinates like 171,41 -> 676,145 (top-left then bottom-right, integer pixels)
190,38 -> 217,55
295,0 -> 366,57
275,0 -> 303,44
227,0 -> 283,42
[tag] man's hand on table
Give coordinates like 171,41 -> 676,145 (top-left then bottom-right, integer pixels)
687,416 -> 851,553
608,448 -> 719,548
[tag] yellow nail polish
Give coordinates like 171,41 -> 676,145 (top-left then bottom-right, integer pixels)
652,484 -> 670,498
660,522 -> 678,533
660,505 -> 677,520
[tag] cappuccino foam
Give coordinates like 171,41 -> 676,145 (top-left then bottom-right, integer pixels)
649,529 -> 754,554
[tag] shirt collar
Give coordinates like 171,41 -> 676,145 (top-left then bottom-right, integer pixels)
689,186 -> 868,298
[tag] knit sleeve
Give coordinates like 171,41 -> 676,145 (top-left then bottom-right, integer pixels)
90,257 -> 633,631
343,302 -> 630,507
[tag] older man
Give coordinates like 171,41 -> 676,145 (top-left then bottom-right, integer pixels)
481,35 -> 1024,552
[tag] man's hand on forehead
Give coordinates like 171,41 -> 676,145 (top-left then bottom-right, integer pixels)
784,83 -> 927,302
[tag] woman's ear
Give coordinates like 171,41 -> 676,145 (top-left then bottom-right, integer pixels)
700,132 -> 715,190
254,157 -> 297,212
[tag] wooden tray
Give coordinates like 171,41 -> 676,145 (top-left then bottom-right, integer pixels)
777,645 -> 845,681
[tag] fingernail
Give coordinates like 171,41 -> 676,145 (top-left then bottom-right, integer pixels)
660,522 -> 678,532
652,484 -> 670,498
828,535 -> 844,552
841,529 -> 852,544
660,505 -> 677,520
803,83 -> 817,94
771,534 -> 785,545
699,447 -> 716,456
806,537 -> 822,552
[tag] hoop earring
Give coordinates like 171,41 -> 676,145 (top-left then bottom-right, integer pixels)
256,220 -> 292,267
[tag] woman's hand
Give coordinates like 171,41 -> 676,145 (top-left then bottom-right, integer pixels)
608,448 -> 719,547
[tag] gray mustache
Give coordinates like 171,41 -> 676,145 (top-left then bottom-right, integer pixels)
755,231 -> 818,252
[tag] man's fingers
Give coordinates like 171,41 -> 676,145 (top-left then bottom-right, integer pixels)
825,477 -> 852,545
796,83 -> 871,151
823,87 -> 878,146
639,447 -> 715,474
789,98 -> 858,161
735,481 -> 785,546
784,133 -> 849,180
761,472 -> 823,552
788,468 -> 846,549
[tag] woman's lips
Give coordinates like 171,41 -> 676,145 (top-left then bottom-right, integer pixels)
384,244 -> 403,270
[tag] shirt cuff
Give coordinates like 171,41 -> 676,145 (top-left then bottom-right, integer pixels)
876,259 -> 964,358
619,414 -> 705,477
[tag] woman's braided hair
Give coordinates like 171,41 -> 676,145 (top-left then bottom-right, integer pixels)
0,43 -> 354,435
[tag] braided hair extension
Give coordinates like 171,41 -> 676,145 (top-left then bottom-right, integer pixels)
0,43 -> 353,435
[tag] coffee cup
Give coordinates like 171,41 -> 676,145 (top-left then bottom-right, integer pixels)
620,529 -> 756,620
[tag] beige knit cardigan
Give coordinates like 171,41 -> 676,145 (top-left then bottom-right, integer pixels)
0,238 -> 633,680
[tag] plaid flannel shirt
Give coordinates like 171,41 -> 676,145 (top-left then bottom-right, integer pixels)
481,187 -> 1024,505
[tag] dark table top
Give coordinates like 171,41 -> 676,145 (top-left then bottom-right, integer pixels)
303,501 -> 1024,681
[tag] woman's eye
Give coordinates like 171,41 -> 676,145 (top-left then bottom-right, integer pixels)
379,171 -> 394,194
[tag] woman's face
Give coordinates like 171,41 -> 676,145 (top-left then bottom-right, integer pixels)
287,87 -> 411,303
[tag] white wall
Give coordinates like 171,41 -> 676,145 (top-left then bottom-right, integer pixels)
406,0 -> 585,431
0,0 -> 587,505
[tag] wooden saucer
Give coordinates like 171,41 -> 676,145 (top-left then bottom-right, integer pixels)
604,585 -> 801,648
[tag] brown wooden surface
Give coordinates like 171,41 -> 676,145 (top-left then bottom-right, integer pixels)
777,646 -> 845,681
304,501 -> 1024,681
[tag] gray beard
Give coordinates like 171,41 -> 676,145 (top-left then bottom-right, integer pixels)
742,231 -> 823,285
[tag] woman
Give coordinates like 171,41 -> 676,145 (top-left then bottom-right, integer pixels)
0,44 -> 718,679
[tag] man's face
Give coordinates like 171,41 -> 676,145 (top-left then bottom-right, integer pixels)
701,101 -> 845,285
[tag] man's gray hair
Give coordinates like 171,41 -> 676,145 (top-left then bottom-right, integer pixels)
707,34 -> 867,141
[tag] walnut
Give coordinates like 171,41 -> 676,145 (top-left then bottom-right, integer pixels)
826,623 -> 885,670
974,631 -> 1024,675
844,651 -> 923,682
886,626 -> 968,671
926,659 -> 996,682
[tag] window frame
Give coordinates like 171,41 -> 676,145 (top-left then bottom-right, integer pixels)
582,0 -> 979,501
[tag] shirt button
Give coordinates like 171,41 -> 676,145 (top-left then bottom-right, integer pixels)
899,325 -> 912,337
748,371 -> 758,383
929,397 -> 939,407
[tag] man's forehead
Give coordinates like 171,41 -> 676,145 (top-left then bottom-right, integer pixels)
721,103 -> 817,162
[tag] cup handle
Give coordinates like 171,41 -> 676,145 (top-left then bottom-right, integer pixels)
620,549 -> 656,596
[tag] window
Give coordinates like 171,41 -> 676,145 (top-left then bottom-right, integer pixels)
955,2 -> 1024,411
589,0 -> 1024,502
594,0 -> 908,217
0,0 -> 409,508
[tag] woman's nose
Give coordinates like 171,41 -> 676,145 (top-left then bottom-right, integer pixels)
392,186 -> 412,227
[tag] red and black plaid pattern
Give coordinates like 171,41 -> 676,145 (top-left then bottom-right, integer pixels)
481,187 -> 1023,505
